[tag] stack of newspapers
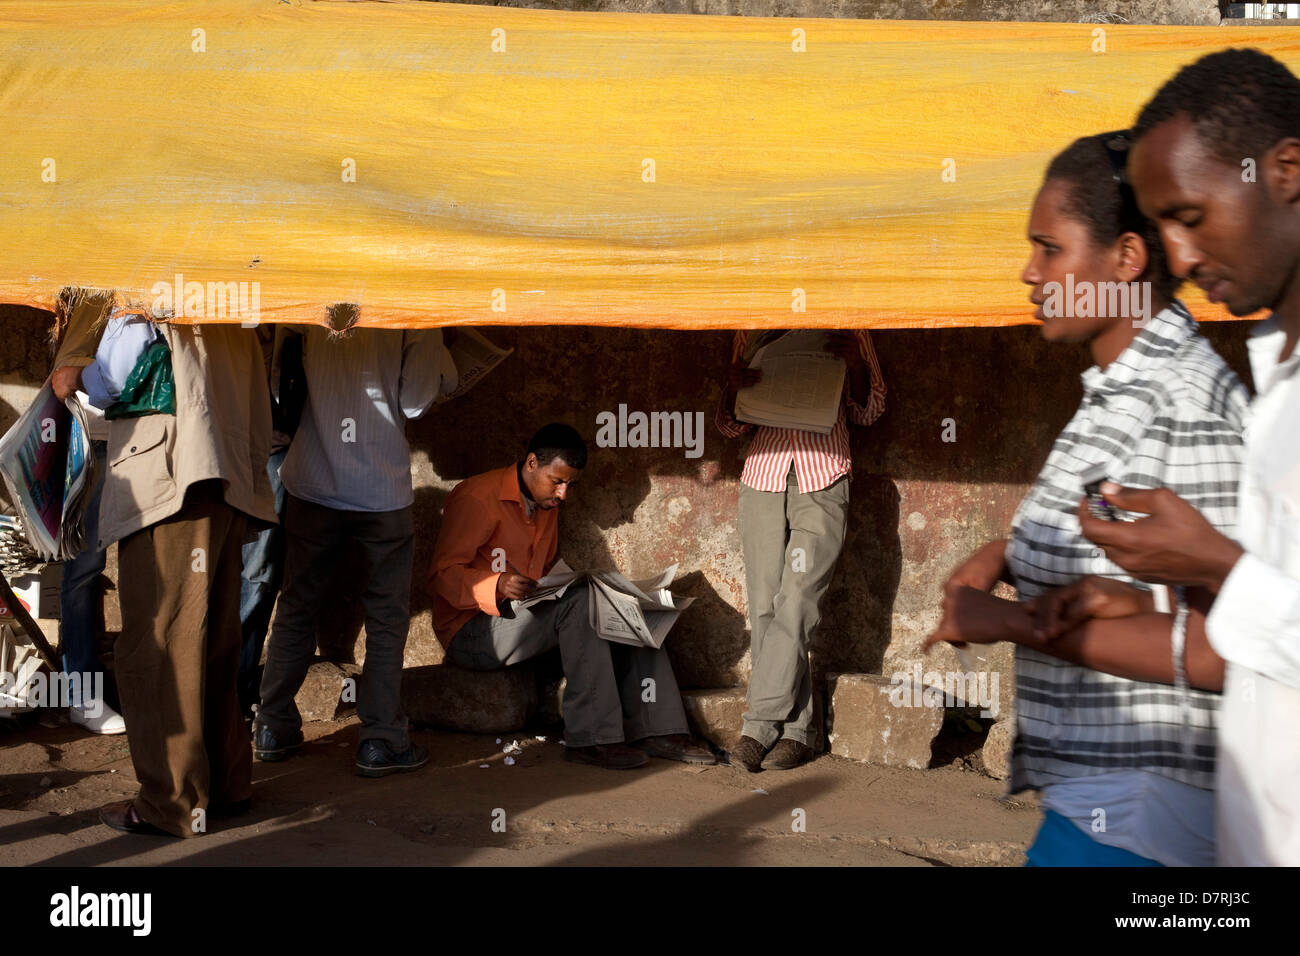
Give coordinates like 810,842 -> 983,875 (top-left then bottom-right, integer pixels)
733,330 -> 846,435
0,382 -> 97,562
512,559 -> 695,649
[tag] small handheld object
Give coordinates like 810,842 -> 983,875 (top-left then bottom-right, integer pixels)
1080,463 -> 1118,521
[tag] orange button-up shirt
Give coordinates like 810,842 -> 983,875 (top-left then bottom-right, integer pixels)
427,464 -> 559,648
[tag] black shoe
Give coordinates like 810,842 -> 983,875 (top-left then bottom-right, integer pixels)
253,723 -> 303,762
356,739 -> 430,778
563,742 -> 649,770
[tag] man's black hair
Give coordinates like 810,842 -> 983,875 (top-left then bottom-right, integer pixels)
1044,134 -> 1182,303
527,423 -> 587,470
1132,48 -> 1300,168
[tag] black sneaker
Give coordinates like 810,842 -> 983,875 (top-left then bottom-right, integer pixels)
253,723 -> 303,762
356,739 -> 429,778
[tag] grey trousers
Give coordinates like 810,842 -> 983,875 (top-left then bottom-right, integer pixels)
450,581 -> 688,748
739,466 -> 850,747
256,494 -> 413,749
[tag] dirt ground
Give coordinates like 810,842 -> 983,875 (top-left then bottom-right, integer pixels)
0,710 -> 1040,867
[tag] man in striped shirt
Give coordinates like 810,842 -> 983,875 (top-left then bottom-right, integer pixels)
717,330 -> 887,770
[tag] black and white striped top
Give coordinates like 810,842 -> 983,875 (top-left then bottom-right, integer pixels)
1006,302 -> 1249,794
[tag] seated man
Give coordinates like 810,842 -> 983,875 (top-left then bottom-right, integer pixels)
428,423 -> 714,770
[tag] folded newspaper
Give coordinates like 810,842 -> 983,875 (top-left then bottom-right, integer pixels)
443,328 -> 514,403
734,330 -> 846,435
512,558 -> 694,649
0,382 -> 97,561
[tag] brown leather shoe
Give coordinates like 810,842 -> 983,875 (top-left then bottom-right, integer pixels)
729,735 -> 769,773
634,733 -> 717,765
762,738 -> 813,771
98,800 -> 177,838
563,742 -> 649,770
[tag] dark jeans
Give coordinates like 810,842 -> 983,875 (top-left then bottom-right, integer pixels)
255,494 -> 413,749
238,448 -> 287,714
59,440 -> 107,706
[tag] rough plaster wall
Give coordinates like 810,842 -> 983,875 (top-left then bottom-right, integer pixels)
306,319 -> 1255,693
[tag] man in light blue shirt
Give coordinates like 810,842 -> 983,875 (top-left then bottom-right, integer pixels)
253,322 -> 456,777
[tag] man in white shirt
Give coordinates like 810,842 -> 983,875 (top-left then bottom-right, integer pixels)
1077,48 -> 1300,865
253,319 -> 457,777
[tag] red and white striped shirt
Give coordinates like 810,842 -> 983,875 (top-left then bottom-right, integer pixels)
716,330 -> 886,493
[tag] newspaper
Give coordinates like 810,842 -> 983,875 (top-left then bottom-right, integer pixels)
444,328 -> 513,402
734,330 -> 846,435
511,558 -> 694,649
0,382 -> 97,561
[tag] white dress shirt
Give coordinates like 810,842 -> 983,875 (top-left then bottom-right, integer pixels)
279,326 -> 457,512
1207,315 -> 1300,865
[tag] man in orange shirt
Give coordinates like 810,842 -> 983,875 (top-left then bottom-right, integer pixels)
428,423 -> 714,770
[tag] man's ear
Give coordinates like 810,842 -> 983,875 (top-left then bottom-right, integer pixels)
524,452 -> 538,471
1265,137 -> 1300,205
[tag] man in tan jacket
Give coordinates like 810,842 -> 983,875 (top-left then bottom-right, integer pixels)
52,290 -> 276,838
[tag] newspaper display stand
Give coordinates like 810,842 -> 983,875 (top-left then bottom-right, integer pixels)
0,568 -> 59,672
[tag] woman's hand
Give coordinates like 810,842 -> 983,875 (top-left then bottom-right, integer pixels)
1025,576 -> 1155,641
923,586 -> 1030,652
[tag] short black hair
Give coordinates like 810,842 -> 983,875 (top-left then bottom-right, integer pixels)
1044,134 -> 1182,303
1133,48 -> 1300,168
526,423 -> 587,470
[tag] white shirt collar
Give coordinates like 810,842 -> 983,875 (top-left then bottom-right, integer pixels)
1246,315 -> 1300,396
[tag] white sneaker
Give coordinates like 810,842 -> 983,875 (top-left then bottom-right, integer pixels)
69,700 -> 126,735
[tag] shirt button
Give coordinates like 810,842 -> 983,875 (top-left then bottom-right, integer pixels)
129,445 -> 137,453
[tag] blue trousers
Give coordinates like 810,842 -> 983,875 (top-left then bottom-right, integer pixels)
238,448 -> 287,715
59,440 -> 108,705
1026,810 -> 1164,867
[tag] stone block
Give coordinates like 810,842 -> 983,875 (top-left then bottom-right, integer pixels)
539,677 -> 565,726
294,661 -> 359,722
401,664 -> 536,734
682,688 -> 746,753
825,673 -> 943,769
981,718 -> 1014,781
681,686 -> 826,754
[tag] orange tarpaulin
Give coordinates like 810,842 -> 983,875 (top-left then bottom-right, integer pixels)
0,1 -> 1295,328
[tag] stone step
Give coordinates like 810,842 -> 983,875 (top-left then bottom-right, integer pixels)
825,673 -> 944,770
401,664 -> 537,734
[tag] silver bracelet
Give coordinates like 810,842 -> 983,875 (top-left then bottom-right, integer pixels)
1169,588 -> 1192,763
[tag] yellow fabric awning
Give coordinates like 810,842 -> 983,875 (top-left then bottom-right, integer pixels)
1,1 -> 1294,329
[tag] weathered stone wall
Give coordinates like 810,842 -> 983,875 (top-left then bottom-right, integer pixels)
387,320 -> 1252,697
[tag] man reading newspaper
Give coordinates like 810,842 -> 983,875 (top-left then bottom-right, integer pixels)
428,423 -> 714,770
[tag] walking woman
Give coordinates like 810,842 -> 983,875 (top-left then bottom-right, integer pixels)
925,131 -> 1248,866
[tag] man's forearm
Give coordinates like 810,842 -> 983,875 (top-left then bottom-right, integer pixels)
845,360 -> 870,406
